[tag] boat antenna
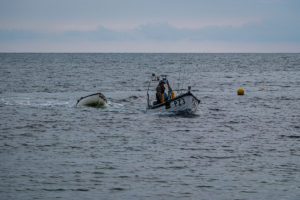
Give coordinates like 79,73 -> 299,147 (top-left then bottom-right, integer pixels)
181,57 -> 187,92
181,61 -> 184,91
178,57 -> 183,94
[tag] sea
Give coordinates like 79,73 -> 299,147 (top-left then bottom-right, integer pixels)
0,53 -> 300,200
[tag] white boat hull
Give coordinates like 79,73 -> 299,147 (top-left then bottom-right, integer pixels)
76,93 -> 107,107
146,92 -> 200,114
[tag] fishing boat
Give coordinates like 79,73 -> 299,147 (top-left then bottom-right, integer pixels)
76,93 -> 107,107
146,74 -> 200,114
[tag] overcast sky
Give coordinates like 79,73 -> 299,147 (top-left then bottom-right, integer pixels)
1,0 -> 299,52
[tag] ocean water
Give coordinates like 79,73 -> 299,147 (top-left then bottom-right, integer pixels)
0,53 -> 300,200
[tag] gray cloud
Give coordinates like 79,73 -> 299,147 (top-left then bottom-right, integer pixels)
1,0 -> 299,52
1,19 -> 299,43
1,0 -> 299,31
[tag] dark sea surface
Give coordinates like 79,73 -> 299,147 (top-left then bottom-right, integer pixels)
0,53 -> 300,200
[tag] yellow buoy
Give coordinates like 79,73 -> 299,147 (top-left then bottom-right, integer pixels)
262,87 -> 265,90
237,88 -> 244,95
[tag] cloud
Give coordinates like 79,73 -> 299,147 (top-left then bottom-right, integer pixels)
1,0 -> 300,53
137,22 -> 184,41
3,0 -> 299,32
1,19 -> 300,44
0,29 -> 43,41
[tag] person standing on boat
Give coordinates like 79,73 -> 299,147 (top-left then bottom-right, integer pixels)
156,81 -> 166,103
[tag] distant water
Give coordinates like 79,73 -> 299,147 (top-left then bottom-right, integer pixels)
1,53 -> 300,200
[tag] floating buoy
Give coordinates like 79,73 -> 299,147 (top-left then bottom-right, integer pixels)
261,87 -> 265,90
237,88 -> 244,95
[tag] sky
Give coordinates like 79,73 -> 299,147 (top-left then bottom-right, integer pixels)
0,0 -> 300,53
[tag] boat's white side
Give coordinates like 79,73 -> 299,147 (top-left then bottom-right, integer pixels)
76,93 -> 107,107
146,92 -> 200,114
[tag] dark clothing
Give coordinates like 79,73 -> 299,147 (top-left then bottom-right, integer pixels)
156,84 -> 165,103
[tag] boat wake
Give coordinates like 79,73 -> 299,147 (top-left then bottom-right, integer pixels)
105,101 -> 145,114
0,95 -> 144,114
0,96 -> 76,108
117,95 -> 145,103
1,93 -> 196,115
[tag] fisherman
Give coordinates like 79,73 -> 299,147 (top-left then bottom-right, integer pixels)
156,81 -> 166,103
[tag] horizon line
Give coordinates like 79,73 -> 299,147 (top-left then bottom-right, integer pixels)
1,52 -> 299,54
